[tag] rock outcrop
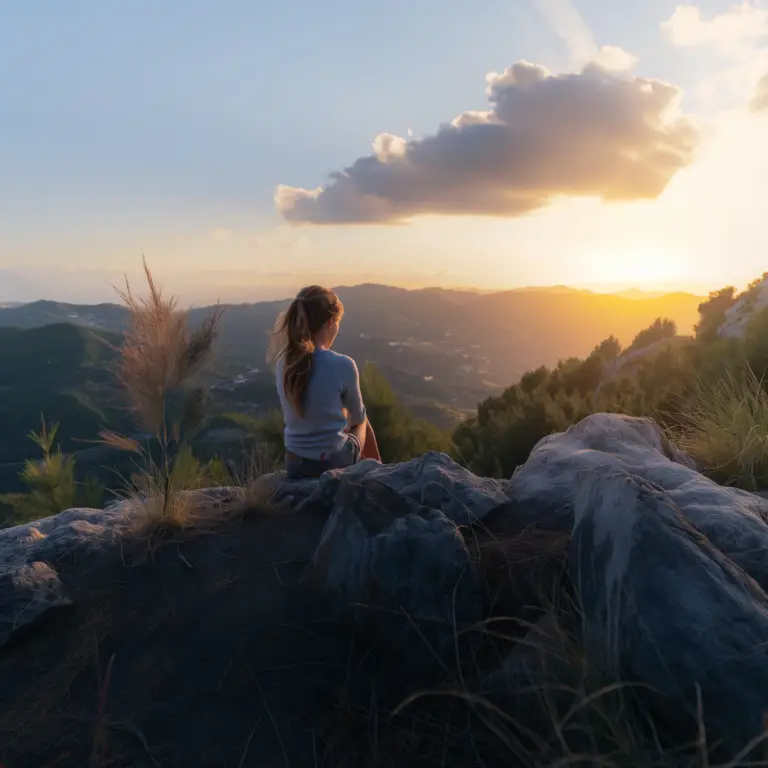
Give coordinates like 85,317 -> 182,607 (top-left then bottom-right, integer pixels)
718,273 -> 768,339
4,413 -> 768,760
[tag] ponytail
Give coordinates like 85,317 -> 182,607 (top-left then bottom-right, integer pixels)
267,286 -> 343,416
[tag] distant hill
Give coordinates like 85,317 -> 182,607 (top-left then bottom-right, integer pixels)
0,324 -> 131,467
609,288 -> 669,300
0,300 -> 129,333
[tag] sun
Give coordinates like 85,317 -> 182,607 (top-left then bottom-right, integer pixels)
581,244 -> 688,288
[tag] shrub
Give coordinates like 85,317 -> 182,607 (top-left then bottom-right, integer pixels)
360,362 -> 452,462
222,408 -> 285,467
627,317 -> 677,353
4,416 -> 102,525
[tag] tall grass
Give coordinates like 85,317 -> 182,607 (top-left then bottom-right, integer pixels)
673,365 -> 768,490
101,258 -> 226,532
319,566 -> 764,767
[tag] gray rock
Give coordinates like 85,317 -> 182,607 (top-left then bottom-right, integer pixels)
0,503 -> 134,573
510,413 -> 768,588
718,273 -> 768,339
0,561 -> 72,647
277,451 -> 512,526
571,469 -> 768,756
0,503 -> 138,650
312,477 -> 485,664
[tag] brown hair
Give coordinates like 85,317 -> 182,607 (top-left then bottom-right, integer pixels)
267,286 -> 344,416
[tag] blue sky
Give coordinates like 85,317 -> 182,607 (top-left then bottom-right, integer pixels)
1,1 -> 767,302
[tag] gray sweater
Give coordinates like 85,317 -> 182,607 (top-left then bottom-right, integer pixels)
275,348 -> 367,461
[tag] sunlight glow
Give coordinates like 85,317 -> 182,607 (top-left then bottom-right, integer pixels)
581,244 -> 688,286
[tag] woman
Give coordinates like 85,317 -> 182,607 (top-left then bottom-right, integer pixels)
268,285 -> 382,479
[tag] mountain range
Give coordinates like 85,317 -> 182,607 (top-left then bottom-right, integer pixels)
0,283 -> 704,393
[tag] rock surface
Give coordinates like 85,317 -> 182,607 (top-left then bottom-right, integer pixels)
273,450 -> 512,525
718,273 -> 768,339
0,562 -> 72,648
311,475 -> 485,665
0,503 -> 134,648
510,413 -> 768,587
6,413 -> 768,756
572,470 -> 768,755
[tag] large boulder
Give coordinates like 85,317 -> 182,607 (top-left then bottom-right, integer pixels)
0,562 -> 72,648
312,477 -> 486,667
0,503 -> 134,649
509,413 -> 768,588
572,469 -> 768,755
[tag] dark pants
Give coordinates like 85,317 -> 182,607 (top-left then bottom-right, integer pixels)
285,435 -> 362,480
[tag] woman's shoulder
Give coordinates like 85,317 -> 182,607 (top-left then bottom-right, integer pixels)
318,348 -> 358,374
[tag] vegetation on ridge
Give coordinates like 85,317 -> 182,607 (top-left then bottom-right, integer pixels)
456,274 -> 768,487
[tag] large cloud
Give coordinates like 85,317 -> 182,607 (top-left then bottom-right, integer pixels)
751,74 -> 768,112
275,62 -> 700,225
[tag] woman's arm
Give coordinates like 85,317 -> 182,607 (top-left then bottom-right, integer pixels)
340,357 -> 367,447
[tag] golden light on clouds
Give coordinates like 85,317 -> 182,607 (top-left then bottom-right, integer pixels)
275,62 -> 699,225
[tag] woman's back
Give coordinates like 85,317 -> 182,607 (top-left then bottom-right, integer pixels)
276,347 -> 366,461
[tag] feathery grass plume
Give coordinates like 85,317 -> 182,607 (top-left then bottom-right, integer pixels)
101,258 -> 224,531
672,365 -> 768,490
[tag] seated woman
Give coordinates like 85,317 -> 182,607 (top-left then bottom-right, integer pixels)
268,285 -> 382,479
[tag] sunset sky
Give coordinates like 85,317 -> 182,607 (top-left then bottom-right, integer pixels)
1,1 -> 767,303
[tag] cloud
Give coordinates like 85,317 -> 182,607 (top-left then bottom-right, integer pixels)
662,3 -> 768,53
209,227 -> 232,241
535,0 -> 637,70
751,74 -> 768,112
662,3 -> 768,111
593,45 -> 638,72
275,62 -> 700,225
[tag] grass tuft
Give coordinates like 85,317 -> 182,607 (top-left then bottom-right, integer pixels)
672,365 -> 768,490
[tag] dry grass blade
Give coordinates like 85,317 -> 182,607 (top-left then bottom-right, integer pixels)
99,431 -> 141,454
111,255 -> 222,435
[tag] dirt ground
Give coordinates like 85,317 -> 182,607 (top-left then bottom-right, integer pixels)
0,499 -> 569,768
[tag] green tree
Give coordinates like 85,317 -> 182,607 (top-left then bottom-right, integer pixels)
695,287 -> 737,343
627,317 -> 677,353
6,416 -> 103,524
592,335 -> 622,362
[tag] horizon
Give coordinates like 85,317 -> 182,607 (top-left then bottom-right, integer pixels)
0,269 -> 743,308
2,2 -> 768,296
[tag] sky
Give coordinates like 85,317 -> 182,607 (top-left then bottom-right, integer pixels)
1,0 -> 767,304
